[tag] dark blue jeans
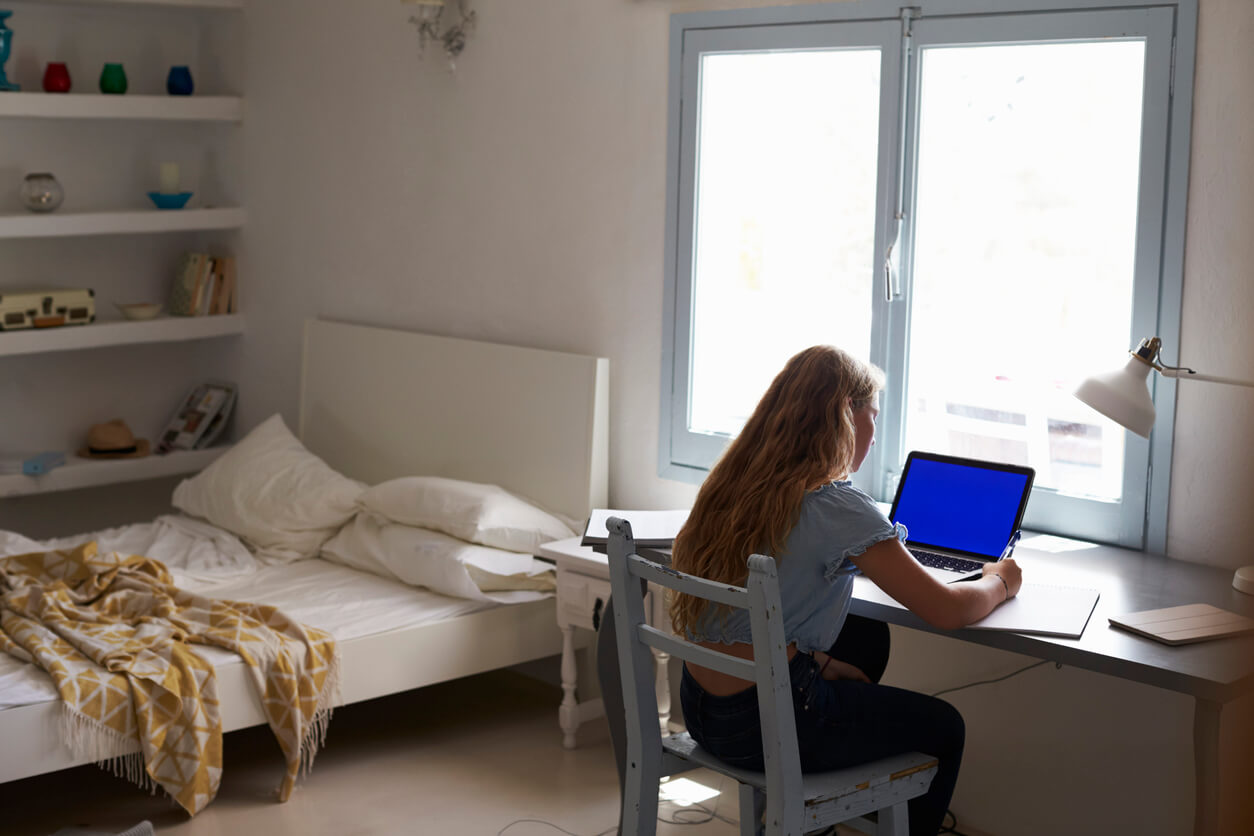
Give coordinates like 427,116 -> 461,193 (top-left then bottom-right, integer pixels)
679,615 -> 963,836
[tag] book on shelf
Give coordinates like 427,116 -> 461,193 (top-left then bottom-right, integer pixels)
581,508 -> 690,550
168,253 -> 238,316
155,380 -> 237,454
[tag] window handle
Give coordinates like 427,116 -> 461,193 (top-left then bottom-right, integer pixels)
883,219 -> 903,301
884,242 -> 896,302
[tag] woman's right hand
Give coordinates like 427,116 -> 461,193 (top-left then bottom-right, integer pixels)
983,557 -> 1023,600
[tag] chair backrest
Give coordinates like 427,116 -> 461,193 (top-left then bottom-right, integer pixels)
605,517 -> 804,830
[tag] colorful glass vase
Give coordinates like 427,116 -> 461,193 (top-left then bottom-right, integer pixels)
42,62 -> 71,93
99,62 -> 127,95
0,11 -> 21,92
166,65 -> 194,96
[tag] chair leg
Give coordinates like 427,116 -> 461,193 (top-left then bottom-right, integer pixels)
737,783 -> 766,836
621,763 -> 661,836
877,802 -> 908,836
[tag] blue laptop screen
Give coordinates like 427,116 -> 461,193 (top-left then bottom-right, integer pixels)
891,457 -> 1031,558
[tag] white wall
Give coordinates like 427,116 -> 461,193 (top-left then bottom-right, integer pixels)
237,2 -> 1251,834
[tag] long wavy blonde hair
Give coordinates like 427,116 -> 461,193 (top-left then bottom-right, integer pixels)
670,345 -> 884,635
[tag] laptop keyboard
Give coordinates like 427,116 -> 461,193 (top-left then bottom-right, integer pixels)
911,549 -> 983,574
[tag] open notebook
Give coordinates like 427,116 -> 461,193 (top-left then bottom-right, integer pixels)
858,580 -> 1100,639
964,582 -> 1100,639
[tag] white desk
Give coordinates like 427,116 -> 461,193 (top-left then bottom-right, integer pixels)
538,536 -> 672,749
847,538 -> 1254,836
619,534 -> 1252,836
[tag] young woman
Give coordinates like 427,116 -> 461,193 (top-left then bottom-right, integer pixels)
672,345 -> 1022,836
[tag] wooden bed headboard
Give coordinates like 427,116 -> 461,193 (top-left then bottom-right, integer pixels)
299,319 -> 608,525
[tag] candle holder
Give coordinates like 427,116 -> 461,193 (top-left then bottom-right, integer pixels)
99,62 -> 128,95
43,62 -> 71,93
166,65 -> 194,96
21,173 -> 65,213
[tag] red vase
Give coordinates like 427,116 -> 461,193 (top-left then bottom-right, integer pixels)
43,62 -> 71,93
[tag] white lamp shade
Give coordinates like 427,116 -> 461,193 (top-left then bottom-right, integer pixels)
1073,356 -> 1156,438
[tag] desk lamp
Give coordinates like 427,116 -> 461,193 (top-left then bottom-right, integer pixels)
1074,336 -> 1254,594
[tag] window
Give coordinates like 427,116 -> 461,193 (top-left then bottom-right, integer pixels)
659,1 -> 1196,550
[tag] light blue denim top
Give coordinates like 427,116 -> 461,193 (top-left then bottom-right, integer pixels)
689,481 -> 906,653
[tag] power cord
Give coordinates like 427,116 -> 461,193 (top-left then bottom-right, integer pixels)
938,808 -> 972,835
928,659 -> 1060,836
497,776 -> 737,836
929,659 -> 1055,699
496,821 -> 617,836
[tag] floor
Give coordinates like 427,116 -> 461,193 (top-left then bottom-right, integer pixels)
0,670 -> 760,836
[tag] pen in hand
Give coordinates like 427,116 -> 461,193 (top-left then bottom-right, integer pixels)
998,529 -> 1021,562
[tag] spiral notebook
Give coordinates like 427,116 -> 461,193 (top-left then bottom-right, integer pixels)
965,582 -> 1100,639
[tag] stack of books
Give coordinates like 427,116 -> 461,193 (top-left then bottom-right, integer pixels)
168,253 -> 238,317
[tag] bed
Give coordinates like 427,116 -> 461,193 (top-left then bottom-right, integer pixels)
0,318 -> 609,791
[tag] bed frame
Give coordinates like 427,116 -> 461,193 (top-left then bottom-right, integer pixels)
0,318 -> 608,784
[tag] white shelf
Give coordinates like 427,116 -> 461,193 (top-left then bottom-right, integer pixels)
0,314 -> 243,357
21,0 -> 243,9
0,94 -> 242,122
0,446 -> 228,498
0,207 -> 245,239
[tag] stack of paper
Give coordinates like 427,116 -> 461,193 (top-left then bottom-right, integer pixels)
582,509 -> 689,548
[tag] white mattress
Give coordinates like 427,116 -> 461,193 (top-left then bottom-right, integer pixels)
0,516 -> 546,711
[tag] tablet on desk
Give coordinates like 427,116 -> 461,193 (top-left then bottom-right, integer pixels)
1108,604 -> 1254,646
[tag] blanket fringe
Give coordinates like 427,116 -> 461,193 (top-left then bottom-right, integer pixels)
299,647 -> 342,778
59,704 -> 158,795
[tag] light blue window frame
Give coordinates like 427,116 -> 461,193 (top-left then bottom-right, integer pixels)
658,0 -> 1197,552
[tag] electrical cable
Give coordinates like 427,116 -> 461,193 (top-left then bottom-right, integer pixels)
495,820 -> 617,836
929,659 -> 1054,699
928,661 -> 1061,836
658,774 -> 739,827
938,808 -> 974,835
498,775 -> 737,835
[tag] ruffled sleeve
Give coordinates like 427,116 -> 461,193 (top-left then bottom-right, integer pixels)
807,484 -> 907,582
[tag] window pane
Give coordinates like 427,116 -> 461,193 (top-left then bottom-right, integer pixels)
904,41 -> 1145,501
689,49 -> 880,436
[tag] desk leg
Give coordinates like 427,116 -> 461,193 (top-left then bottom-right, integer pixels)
560,624 -> 579,749
1193,698 -> 1221,836
653,647 -> 671,735
651,590 -> 671,734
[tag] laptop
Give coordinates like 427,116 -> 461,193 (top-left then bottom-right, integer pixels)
887,451 -> 1035,583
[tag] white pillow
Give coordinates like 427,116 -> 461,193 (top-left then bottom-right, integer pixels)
321,513 -> 555,601
172,414 -> 365,563
358,476 -> 575,554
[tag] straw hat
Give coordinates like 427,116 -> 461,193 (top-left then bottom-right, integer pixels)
78,419 -> 151,459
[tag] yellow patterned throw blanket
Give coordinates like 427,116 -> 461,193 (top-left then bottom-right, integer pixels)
0,543 -> 340,816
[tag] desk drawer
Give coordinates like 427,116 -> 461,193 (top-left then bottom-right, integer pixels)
557,570 -> 613,631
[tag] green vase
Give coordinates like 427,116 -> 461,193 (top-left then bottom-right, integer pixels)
99,63 -> 127,95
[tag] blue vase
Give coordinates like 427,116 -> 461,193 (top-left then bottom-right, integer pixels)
166,65 -> 194,96
0,11 -> 22,92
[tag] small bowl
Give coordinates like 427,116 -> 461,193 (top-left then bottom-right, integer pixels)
116,302 -> 163,321
147,191 -> 193,210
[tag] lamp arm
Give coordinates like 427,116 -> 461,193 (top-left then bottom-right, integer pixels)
1159,367 -> 1254,388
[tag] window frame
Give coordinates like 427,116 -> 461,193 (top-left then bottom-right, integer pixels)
658,0 -> 1197,552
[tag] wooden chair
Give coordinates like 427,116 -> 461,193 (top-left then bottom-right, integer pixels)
605,517 -> 938,836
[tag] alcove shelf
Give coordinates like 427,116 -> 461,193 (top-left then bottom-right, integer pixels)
27,0 -> 243,10
0,314 -> 244,357
0,446 -> 229,498
0,94 -> 243,121
0,208 -> 246,238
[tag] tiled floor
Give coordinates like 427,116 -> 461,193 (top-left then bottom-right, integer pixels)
0,670 -> 749,836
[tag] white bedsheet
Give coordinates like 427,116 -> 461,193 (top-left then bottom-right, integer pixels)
0,517 -> 551,711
